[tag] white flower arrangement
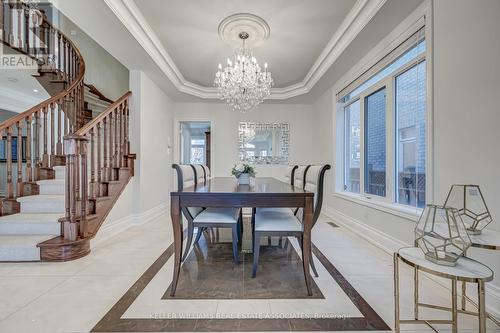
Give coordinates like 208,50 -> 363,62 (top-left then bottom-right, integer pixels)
231,163 -> 256,178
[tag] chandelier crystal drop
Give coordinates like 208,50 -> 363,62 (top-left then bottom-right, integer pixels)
214,32 -> 274,112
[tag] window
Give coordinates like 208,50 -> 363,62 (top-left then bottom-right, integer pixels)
364,87 -> 387,197
337,28 -> 427,210
344,100 -> 360,193
395,61 -> 426,208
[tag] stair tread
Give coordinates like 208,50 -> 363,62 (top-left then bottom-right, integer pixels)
36,179 -> 65,185
0,213 -> 63,223
17,195 -> 64,203
0,235 -> 56,247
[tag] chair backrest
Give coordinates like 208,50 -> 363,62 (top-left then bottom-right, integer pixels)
202,165 -> 211,180
304,164 -> 331,224
284,165 -> 298,186
172,164 -> 196,191
294,165 -> 311,189
172,164 -> 203,218
191,164 -> 205,185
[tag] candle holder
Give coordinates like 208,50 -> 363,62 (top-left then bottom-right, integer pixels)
415,204 -> 471,266
444,185 -> 492,235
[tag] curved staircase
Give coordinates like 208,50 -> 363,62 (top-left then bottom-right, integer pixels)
0,1 -> 134,261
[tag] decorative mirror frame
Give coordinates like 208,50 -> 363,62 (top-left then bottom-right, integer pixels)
238,122 -> 290,164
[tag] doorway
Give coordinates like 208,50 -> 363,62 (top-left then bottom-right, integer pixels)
179,121 -> 211,168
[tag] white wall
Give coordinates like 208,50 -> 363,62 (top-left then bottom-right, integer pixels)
50,6 -> 129,100
173,102 -> 321,181
97,71 -> 174,241
314,0 -> 500,315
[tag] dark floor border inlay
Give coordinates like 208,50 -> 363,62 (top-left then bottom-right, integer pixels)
91,240 -> 390,332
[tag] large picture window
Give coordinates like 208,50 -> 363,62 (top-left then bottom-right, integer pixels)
337,27 -> 427,209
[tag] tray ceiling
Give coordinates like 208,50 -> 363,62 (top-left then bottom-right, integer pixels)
133,0 -> 357,88
104,0 -> 388,99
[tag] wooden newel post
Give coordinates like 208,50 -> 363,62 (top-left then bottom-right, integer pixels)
62,134 -> 87,241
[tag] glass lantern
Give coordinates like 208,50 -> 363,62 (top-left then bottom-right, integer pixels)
415,204 -> 471,266
444,184 -> 492,235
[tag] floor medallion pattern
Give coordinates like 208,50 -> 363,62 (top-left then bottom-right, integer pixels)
92,231 -> 390,332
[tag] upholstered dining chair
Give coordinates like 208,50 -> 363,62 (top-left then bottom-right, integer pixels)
201,164 -> 211,180
192,164 -> 215,242
172,164 -> 242,264
257,165 -> 299,215
191,164 -> 206,185
284,165 -> 298,186
251,164 -> 331,278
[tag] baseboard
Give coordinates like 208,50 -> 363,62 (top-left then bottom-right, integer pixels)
322,205 -> 408,254
91,202 -> 169,246
321,205 -> 500,319
131,202 -> 169,226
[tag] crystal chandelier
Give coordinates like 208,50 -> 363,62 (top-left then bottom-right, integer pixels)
214,32 -> 273,112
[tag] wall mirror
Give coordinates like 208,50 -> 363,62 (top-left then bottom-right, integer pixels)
238,122 -> 289,164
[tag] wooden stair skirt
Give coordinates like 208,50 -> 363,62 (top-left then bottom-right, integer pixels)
38,154 -> 135,261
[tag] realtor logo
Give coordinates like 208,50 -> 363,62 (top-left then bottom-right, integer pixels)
0,0 -> 54,70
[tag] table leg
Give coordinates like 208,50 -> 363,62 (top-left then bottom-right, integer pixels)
452,278 -> 457,333
394,253 -> 400,333
414,267 -> 419,320
478,280 -> 486,333
301,196 -> 313,296
461,281 -> 467,310
169,195 -> 182,297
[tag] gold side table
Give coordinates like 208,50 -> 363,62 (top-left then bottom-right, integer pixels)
394,247 -> 494,333
461,229 -> 500,327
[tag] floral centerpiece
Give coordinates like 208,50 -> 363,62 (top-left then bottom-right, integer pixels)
231,163 -> 256,185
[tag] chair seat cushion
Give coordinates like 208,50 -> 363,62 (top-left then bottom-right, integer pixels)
256,207 -> 294,214
187,207 -> 204,218
255,210 -> 302,232
193,207 -> 240,224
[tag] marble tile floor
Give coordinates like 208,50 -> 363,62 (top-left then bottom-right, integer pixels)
0,213 -> 497,333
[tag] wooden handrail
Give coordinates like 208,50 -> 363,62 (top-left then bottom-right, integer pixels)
84,84 -> 115,104
0,0 -> 85,211
0,5 -> 85,131
76,91 -> 131,135
62,91 -> 131,241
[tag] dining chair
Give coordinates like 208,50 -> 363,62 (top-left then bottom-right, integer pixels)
284,165 -> 298,186
201,165 -> 211,180
251,164 -> 331,278
191,164 -> 206,185
257,165 -> 299,215
192,164 -> 215,242
172,164 -> 242,264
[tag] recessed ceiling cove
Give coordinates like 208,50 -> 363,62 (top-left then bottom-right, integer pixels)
109,0 -> 387,99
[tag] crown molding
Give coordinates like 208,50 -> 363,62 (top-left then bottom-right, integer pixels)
104,0 -> 387,100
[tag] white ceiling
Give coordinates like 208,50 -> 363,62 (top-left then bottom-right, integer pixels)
0,47 -> 50,113
133,0 -> 357,88
51,0 -> 424,102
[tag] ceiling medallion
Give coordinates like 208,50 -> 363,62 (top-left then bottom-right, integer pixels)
214,14 -> 274,112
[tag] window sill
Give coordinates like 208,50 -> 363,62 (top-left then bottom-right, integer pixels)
332,192 -> 422,222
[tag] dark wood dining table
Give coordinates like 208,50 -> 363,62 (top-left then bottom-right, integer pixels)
169,177 -> 315,296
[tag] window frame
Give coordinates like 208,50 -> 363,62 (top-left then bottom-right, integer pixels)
336,41 -> 428,212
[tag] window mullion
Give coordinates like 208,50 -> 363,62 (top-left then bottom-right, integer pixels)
386,77 -> 395,203
359,97 -> 366,195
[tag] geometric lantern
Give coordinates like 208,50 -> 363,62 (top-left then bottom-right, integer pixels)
415,204 -> 471,266
444,184 -> 492,235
